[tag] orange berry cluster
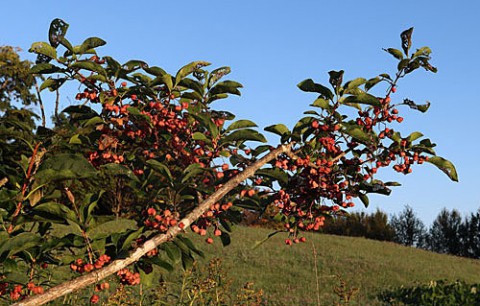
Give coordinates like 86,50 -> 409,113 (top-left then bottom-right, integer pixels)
190,202 -> 233,244
8,284 -> 23,301
94,282 -> 110,292
144,208 -> 179,232
117,268 -> 140,285
285,237 -> 307,245
0,282 -> 45,302
70,254 -> 111,274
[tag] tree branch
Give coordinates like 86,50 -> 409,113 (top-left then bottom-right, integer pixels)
13,142 -> 294,306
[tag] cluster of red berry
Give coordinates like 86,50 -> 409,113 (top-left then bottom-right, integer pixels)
70,254 -> 111,274
117,268 -> 141,285
144,208 -> 179,232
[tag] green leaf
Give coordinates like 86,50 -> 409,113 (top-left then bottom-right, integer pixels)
148,256 -> 174,272
343,93 -> 381,107
176,235 -> 204,257
88,219 -> 137,239
311,98 -> 331,109
84,116 -> 104,127
120,228 -> 144,253
427,156 -> 458,182
30,63 -> 62,74
384,48 -> 404,60
139,267 -> 155,287
220,232 -> 231,246
49,18 -> 69,48
226,120 -> 258,132
175,61 -> 210,87
0,232 -> 41,259
31,201 -> 77,223
207,93 -> 228,103
122,60 -> 148,71
343,125 -> 374,143
297,79 -> 334,100
82,192 -> 105,225
401,27 -> 414,56
146,160 -> 173,182
192,132 -> 208,141
36,153 -> 97,183
384,181 -> 401,187
224,129 -> 267,143
177,78 -> 203,94
78,37 -> 107,53
219,218 -> 232,232
70,61 -> 106,76
101,163 -> 140,182
397,59 -> 410,71
164,242 -> 181,264
144,66 -> 167,76
360,182 -> 392,196
413,46 -> 432,58
404,99 -> 430,113
208,66 -> 231,88
150,74 -> 174,91
365,77 -> 381,91
359,193 -> 369,208
181,163 -> 204,183
264,124 -> 290,137
181,252 -> 195,271
408,131 -> 424,142
345,78 -> 367,91
29,42 -> 57,60
69,134 -> 82,144
2,258 -> 18,273
39,77 -> 67,92
256,167 -> 288,185
209,80 -> 243,96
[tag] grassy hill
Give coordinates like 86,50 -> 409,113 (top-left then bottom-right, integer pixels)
180,225 -> 480,305
21,225 -> 480,305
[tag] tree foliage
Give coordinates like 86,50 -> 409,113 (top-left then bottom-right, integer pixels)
390,205 -> 426,247
0,20 -> 457,305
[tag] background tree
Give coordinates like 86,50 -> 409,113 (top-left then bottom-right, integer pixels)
390,205 -> 426,247
427,208 -> 462,255
0,46 -> 37,111
458,209 -> 480,258
321,210 -> 395,241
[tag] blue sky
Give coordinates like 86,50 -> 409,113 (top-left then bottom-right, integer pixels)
2,1 -> 479,225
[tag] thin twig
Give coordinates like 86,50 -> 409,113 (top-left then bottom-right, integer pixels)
55,88 -> 60,120
8,143 -> 42,233
311,240 -> 321,306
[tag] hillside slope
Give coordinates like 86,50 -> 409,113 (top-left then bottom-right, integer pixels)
186,226 -> 480,305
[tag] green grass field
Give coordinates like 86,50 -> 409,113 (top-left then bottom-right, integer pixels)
11,225 -> 480,305
180,225 -> 480,305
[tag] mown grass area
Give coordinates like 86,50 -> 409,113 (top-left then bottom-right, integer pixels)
181,225 -> 480,305
11,225 -> 480,305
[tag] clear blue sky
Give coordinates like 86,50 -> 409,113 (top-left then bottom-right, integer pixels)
2,1 -> 479,225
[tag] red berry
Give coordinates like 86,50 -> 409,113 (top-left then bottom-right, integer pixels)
90,294 -> 100,304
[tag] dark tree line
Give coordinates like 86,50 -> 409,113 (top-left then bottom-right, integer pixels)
319,206 -> 480,259
320,209 -> 395,242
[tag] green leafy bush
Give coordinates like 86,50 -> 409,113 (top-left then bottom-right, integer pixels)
379,280 -> 480,305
